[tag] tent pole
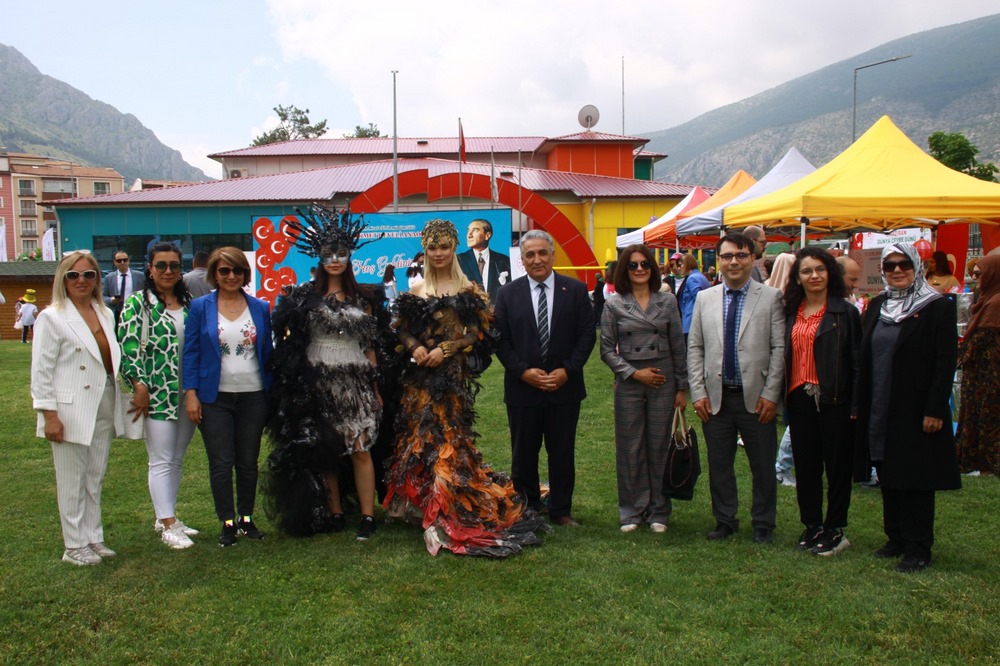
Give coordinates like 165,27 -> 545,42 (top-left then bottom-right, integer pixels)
800,217 -> 808,248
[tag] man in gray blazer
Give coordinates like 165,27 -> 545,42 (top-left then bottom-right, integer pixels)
103,250 -> 145,324
688,233 -> 785,544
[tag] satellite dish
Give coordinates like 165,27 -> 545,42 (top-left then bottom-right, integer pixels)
578,104 -> 600,130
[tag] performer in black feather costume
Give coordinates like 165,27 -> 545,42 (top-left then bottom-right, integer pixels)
263,204 -> 388,540
382,219 -> 547,557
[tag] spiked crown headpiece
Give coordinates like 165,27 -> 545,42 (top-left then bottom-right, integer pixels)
285,203 -> 380,258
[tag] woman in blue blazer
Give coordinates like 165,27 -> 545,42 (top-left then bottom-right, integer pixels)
183,247 -> 273,547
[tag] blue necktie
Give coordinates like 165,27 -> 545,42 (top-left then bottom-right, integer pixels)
723,288 -> 741,383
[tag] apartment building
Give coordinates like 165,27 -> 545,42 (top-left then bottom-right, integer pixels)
0,152 -> 123,260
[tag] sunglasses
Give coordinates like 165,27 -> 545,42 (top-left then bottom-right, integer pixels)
882,259 -> 915,273
65,270 -> 98,281
627,260 -> 653,271
216,266 -> 247,277
114,258 -> 129,263
972,270 -> 982,277
153,261 -> 182,273
719,252 -> 752,262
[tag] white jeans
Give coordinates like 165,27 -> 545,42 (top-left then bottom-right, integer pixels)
51,383 -> 115,549
144,413 -> 196,520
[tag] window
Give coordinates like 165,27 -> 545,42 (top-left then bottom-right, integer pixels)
22,239 -> 38,252
0,196 -> 3,207
20,200 -> 36,216
93,181 -> 110,195
43,180 -> 74,194
18,179 -> 35,196
21,219 -> 37,237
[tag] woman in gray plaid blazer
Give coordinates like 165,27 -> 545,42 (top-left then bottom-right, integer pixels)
600,245 -> 688,533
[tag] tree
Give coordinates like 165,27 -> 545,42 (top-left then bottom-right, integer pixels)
252,105 -> 328,146
928,131 -> 998,182
344,123 -> 382,138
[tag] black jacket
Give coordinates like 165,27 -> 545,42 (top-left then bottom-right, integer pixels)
784,296 -> 862,413
854,294 -> 960,490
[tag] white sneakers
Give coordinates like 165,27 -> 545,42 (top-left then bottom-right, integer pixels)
154,519 -> 199,536
161,522 -> 195,549
89,542 -> 116,558
62,546 -> 102,566
621,523 -> 667,533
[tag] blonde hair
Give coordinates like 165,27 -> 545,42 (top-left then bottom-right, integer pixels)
51,251 -> 108,313
423,253 -> 469,296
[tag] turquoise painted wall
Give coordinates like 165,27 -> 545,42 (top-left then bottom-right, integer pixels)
56,204 -> 307,251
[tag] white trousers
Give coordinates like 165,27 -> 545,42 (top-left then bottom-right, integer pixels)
144,413 -> 196,520
51,383 -> 115,549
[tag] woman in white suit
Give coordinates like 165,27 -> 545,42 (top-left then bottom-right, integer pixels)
31,251 -> 124,566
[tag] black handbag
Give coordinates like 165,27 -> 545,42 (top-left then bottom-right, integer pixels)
662,407 -> 701,500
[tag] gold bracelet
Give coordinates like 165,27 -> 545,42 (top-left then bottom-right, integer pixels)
438,340 -> 457,359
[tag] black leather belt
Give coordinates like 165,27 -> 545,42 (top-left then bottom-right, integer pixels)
722,385 -> 743,392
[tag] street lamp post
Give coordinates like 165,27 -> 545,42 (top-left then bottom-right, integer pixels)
852,54 -> 911,142
392,70 -> 399,213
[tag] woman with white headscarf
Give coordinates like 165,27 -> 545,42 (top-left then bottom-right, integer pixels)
855,243 -> 960,574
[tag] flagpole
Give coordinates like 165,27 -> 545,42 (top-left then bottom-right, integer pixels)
392,70 -> 399,213
458,117 -> 463,211
490,146 -> 496,210
517,150 -> 523,237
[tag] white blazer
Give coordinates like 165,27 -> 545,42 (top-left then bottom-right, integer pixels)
31,301 -> 124,445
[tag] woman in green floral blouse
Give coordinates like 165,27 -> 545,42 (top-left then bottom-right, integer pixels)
120,242 -> 198,550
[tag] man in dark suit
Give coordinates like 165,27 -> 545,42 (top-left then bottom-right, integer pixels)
457,218 -> 511,301
103,250 -> 145,325
494,230 -> 595,526
688,232 -> 785,544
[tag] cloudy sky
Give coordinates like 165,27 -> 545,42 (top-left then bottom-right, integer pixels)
1,1 -> 996,178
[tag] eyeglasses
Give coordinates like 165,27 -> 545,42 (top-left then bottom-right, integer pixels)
216,266 -> 247,277
798,266 -> 828,277
152,261 -> 182,273
65,270 -> 98,281
115,258 -> 129,263
719,252 -> 752,262
882,259 -> 914,273
627,260 -> 652,271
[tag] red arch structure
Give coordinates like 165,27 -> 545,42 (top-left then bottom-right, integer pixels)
348,169 -> 598,282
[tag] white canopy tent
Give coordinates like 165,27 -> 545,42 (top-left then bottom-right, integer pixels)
616,186 -> 710,248
676,148 -> 817,237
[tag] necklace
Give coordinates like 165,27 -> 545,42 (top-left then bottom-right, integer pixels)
219,298 -> 244,313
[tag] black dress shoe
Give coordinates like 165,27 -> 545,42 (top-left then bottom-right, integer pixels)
554,516 -> 580,527
872,542 -> 904,559
707,524 -> 735,540
753,528 -> 774,544
895,556 -> 930,573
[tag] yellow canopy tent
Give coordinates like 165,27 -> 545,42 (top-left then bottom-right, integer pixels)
724,116 -> 1000,236
646,169 -> 756,248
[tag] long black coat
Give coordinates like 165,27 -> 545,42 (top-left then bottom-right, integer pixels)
855,294 -> 961,491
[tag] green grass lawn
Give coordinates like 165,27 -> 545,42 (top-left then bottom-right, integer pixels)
1,339 -> 997,664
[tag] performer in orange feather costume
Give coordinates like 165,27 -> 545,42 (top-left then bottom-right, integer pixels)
383,219 -> 547,557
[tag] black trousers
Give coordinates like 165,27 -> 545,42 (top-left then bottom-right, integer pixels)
703,388 -> 778,532
199,390 -> 268,521
786,387 -> 854,529
880,483 -> 935,561
507,402 -> 580,519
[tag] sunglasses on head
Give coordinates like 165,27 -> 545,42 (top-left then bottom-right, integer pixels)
882,259 -> 914,273
65,270 -> 98,281
216,266 -> 246,277
153,261 -> 182,273
627,260 -> 653,271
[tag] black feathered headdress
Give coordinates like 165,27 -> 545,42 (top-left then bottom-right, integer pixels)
285,203 -> 381,258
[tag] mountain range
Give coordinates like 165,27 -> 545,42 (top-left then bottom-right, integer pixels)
644,13 -> 1000,186
0,44 -> 210,184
